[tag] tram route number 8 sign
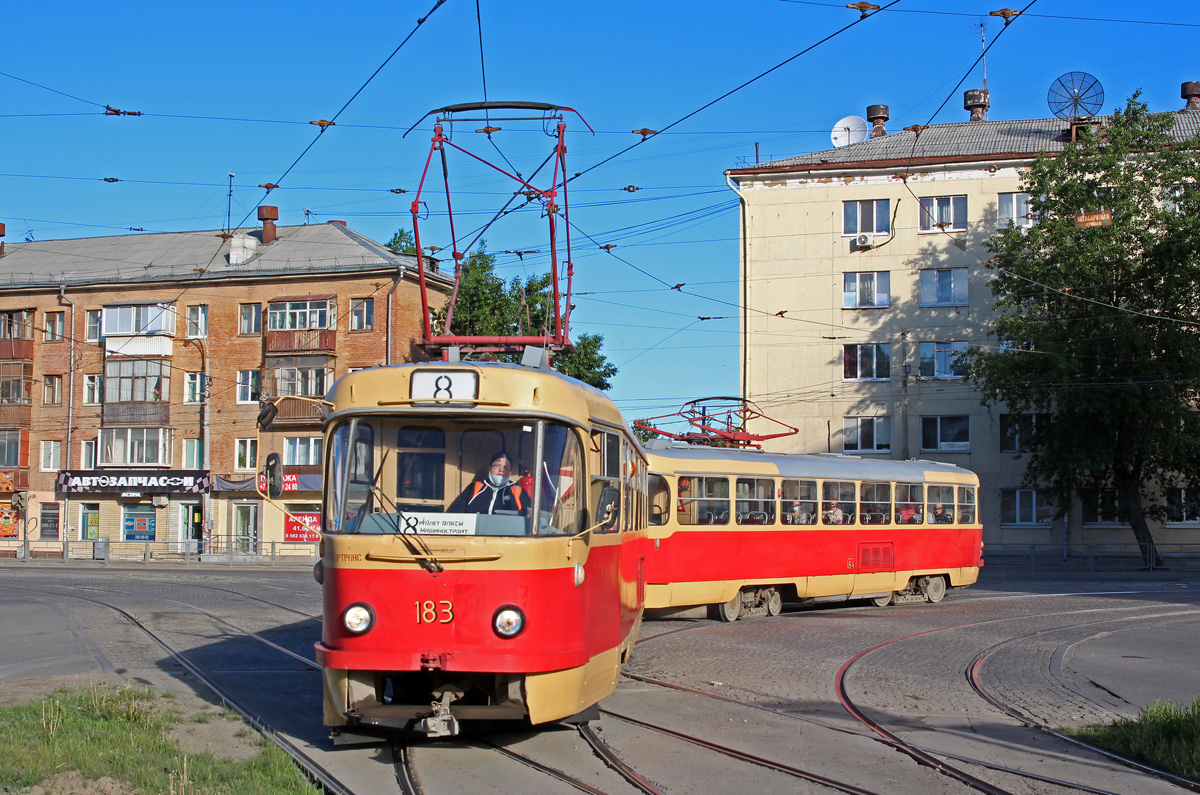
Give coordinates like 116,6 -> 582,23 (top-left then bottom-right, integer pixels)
410,370 -> 479,404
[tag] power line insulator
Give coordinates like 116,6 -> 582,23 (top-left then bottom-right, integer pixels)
989,8 -> 1021,24
475,126 -> 502,134
309,119 -> 336,128
846,2 -> 880,18
600,244 -> 617,251
389,188 -> 408,194
103,177 -> 120,183
622,185 -> 640,193
631,128 -> 658,140
259,183 -> 279,191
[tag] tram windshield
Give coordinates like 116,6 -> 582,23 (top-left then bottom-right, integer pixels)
325,418 -> 585,537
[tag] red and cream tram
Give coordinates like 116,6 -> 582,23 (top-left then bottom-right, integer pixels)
290,362 -> 648,739
642,441 -> 983,620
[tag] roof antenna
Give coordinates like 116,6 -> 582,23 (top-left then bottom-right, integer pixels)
225,173 -> 236,235
980,22 -> 988,95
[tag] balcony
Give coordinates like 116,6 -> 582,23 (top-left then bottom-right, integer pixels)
266,329 -> 335,355
272,399 -> 324,425
0,339 -> 34,360
0,402 -> 31,428
103,402 -> 170,426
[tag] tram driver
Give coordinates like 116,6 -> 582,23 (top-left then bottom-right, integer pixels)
451,452 -> 530,515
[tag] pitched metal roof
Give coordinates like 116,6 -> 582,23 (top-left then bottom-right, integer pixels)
0,222 -> 451,290
729,111 -> 1200,175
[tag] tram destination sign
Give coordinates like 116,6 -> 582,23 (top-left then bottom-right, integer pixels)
57,470 -> 211,495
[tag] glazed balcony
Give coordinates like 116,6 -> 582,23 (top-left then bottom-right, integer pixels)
103,402 -> 170,426
265,328 -> 336,355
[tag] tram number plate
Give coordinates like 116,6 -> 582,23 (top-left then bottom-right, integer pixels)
415,600 -> 454,624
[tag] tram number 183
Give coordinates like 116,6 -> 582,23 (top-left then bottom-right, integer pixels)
416,601 -> 454,624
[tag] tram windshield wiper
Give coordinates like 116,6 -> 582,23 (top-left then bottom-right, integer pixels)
368,449 -> 443,573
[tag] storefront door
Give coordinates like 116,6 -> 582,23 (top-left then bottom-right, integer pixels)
80,504 -> 100,541
179,503 -> 202,554
233,503 -> 258,554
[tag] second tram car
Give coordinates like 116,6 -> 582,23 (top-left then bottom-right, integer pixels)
304,362 -> 648,738
642,441 -> 983,620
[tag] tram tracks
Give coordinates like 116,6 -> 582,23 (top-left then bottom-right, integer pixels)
0,581 -> 350,795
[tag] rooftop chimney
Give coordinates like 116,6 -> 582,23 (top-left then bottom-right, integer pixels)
964,88 -> 989,122
1182,81 -> 1200,112
330,220 -> 347,227
0,222 -> 5,258
258,205 -> 279,245
866,104 -> 889,138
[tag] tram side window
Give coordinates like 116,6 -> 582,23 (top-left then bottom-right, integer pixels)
649,475 -> 670,526
927,485 -> 956,524
782,479 -> 817,525
896,484 -> 924,524
396,426 -> 445,512
957,485 -> 976,524
736,478 -> 776,525
590,430 -> 622,534
678,476 -> 729,525
861,482 -> 891,524
540,424 -> 584,535
822,481 -> 856,525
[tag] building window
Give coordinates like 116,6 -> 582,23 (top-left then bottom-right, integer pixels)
921,415 -> 969,451
844,417 -> 890,453
843,271 -> 890,308
1001,488 -> 1053,525
0,363 -> 31,405
998,192 -> 1033,228
1166,488 -> 1200,524
239,303 -> 262,335
842,199 -> 890,236
122,503 -> 156,542
41,440 -> 61,471
43,374 -> 63,405
0,430 -> 20,467
999,413 -> 1049,453
105,359 -> 169,403
919,341 -> 967,379
85,309 -> 102,342
918,268 -> 968,306
84,374 -> 102,405
100,427 -> 170,466
183,438 -> 204,469
103,304 -> 173,336
285,436 -> 323,466
350,298 -> 374,331
184,372 -> 203,404
843,343 -> 890,380
236,370 -> 261,404
44,311 -> 65,342
81,439 -> 96,470
186,305 -> 208,338
0,310 -> 33,340
235,438 -> 258,472
267,299 -> 331,330
919,195 -> 968,232
275,367 -> 329,397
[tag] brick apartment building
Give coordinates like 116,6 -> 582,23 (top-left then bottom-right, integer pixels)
0,209 -> 450,557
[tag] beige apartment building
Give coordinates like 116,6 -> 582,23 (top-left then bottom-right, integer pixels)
727,87 -> 1200,546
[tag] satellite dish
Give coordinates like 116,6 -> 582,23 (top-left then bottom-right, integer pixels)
1048,72 -> 1104,119
831,116 -> 869,148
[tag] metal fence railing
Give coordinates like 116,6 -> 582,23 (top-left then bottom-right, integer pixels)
0,536 -> 318,566
984,542 -> 1200,572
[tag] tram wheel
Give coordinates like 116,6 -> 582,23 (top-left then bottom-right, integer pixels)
766,589 -> 782,617
923,576 -> 947,604
715,592 -> 742,622
872,592 -> 894,607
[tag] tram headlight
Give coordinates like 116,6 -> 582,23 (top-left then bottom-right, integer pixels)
492,605 -> 526,639
342,603 -> 375,635
574,563 -> 585,587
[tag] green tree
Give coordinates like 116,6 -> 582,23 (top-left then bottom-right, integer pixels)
962,95 -> 1200,567
392,230 -> 618,390
385,228 -> 417,255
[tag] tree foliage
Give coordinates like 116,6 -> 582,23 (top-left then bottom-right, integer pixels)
962,96 -> 1200,565
389,229 -> 619,390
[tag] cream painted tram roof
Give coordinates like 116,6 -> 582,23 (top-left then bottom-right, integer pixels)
326,362 -> 628,430
643,441 -> 978,485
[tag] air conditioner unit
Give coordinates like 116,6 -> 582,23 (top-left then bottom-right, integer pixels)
855,232 -> 876,248
152,494 -> 169,508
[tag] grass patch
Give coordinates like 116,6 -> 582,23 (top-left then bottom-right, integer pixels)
1064,697 -> 1200,782
0,683 -> 321,794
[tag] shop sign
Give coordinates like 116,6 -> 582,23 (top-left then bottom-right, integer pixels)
85,511 -> 100,540
0,509 -> 16,538
257,472 -> 300,492
284,511 -> 321,542
57,470 -> 210,495
123,515 -> 155,541
0,472 -> 14,493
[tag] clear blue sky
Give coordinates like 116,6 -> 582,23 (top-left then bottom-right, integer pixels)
4,1 -> 1197,423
